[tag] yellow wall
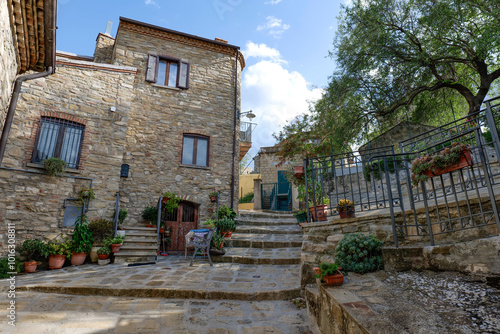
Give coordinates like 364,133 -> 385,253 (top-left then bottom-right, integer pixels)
239,174 -> 261,198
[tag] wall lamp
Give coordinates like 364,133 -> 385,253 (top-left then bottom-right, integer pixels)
238,110 -> 256,119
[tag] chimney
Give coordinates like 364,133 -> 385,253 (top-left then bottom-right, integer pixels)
104,21 -> 113,36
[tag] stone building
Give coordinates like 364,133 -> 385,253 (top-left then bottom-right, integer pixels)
253,145 -> 300,212
0,16 -> 244,254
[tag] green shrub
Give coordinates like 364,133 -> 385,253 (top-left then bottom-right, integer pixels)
42,157 -> 66,176
316,262 -> 341,280
141,206 -> 158,224
44,239 -> 72,258
363,157 -> 405,182
96,246 -> 110,255
88,218 -> 113,246
0,257 -> 23,278
216,217 -> 236,233
72,214 -> 93,254
118,209 -> 128,224
217,205 -> 236,220
18,239 -> 47,262
238,192 -> 254,203
335,233 -> 383,274
483,128 -> 500,147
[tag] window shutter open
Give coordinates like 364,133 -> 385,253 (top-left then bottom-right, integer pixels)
178,62 -> 190,89
145,54 -> 158,82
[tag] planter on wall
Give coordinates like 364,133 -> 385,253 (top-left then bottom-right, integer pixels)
323,271 -> 344,286
423,148 -> 474,178
309,205 -> 328,222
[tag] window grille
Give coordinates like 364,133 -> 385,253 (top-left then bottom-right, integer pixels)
31,117 -> 85,169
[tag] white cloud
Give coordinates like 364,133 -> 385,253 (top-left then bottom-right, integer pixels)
257,16 -> 290,38
265,0 -> 283,4
145,0 -> 160,8
242,42 -> 287,64
241,58 -> 323,157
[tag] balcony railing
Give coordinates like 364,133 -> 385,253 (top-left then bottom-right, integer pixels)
240,121 -> 256,142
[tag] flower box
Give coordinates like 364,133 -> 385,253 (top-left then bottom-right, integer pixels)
293,166 -> 304,178
423,148 -> 473,178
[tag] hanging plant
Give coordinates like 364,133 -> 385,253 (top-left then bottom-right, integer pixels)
42,157 -> 67,176
162,192 -> 181,213
78,188 -> 96,203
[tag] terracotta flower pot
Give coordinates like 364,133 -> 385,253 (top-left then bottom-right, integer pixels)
24,261 -> 38,273
293,165 -> 304,178
210,196 -> 217,202
71,252 -> 87,266
339,211 -> 355,219
160,227 -> 165,233
423,148 -> 473,178
111,244 -> 122,253
97,254 -> 109,260
324,272 -> 344,286
309,205 -> 328,221
222,231 -> 233,238
48,254 -> 66,269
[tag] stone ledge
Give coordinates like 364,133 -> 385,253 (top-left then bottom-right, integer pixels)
26,162 -> 82,174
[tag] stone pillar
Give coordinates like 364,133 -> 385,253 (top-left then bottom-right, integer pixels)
253,178 -> 262,210
292,184 -> 299,211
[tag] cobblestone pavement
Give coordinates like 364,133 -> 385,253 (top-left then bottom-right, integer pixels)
0,291 -> 314,334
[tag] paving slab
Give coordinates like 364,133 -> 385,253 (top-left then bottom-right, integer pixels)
0,291 -> 316,334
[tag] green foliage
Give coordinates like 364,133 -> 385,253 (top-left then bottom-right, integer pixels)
217,205 -> 236,220
335,233 -> 383,274
72,214 -> 93,254
209,189 -> 221,197
104,235 -> 125,247
88,218 -> 113,246
238,192 -> 254,204
42,157 -> 66,176
118,209 -> 128,224
202,219 -> 217,229
162,192 -> 181,213
141,205 -> 158,224
0,257 -> 23,278
78,188 -> 95,202
44,239 -> 72,258
483,128 -> 500,147
96,246 -> 110,255
216,217 -> 236,233
211,231 -> 225,250
363,156 -> 405,182
410,142 -> 468,186
315,262 -> 341,280
19,239 -> 47,262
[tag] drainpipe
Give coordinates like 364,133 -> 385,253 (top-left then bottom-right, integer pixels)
230,50 -> 239,209
0,66 -> 54,166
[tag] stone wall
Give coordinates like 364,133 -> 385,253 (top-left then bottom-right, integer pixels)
93,33 -> 115,64
0,59 -> 136,253
0,0 -> 18,128
113,22 -> 241,223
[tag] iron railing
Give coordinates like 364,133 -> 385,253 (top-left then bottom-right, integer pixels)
305,95 -> 500,246
240,121 -> 256,142
112,192 -> 120,237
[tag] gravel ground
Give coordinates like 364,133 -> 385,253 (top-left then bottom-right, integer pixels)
383,271 -> 500,334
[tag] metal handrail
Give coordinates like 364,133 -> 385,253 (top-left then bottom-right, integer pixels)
112,192 -> 120,237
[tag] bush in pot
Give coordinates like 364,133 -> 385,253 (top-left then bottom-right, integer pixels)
216,217 -> 236,237
18,239 -> 47,273
105,235 -> 125,253
316,262 -> 344,286
88,218 -> 113,262
71,214 -> 93,265
43,239 -> 71,269
96,246 -> 111,260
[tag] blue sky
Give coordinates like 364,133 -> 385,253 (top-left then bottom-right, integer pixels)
56,0 -> 345,164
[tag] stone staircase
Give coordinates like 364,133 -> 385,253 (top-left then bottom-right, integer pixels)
212,210 -> 302,265
113,226 -> 158,264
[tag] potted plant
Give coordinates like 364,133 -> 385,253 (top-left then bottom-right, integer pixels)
316,262 -> 344,286
71,214 -> 93,266
202,218 -> 217,229
410,142 -> 473,186
293,210 -> 307,223
105,235 -> 125,253
208,189 -> 221,202
337,199 -> 355,219
217,205 -> 237,220
78,188 -> 96,203
209,231 -> 226,256
309,196 -> 330,222
88,218 -> 113,262
141,205 -> 158,228
162,191 -> 181,213
293,165 -> 304,178
42,157 -> 66,176
18,239 -> 47,273
44,239 -> 71,269
216,217 -> 236,238
96,246 -> 111,260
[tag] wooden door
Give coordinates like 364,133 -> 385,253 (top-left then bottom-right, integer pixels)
164,201 -> 198,254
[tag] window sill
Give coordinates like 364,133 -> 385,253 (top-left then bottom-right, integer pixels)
151,83 -> 180,91
27,163 -> 82,174
180,164 -> 210,170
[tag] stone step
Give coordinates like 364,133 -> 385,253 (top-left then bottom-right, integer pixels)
123,231 -> 157,237
211,247 -> 301,265
121,226 -> 157,231
113,254 -> 157,264
238,210 -> 295,219
124,236 -> 157,242
236,225 -> 302,235
225,235 -> 303,248
236,218 -> 298,226
120,245 -> 157,251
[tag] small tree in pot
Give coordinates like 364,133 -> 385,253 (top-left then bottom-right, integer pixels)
18,239 -> 47,273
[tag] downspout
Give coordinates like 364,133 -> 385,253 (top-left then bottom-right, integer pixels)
230,49 -> 240,209
0,66 -> 54,166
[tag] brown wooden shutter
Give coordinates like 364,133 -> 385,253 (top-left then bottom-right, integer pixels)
145,54 -> 158,82
178,62 -> 190,89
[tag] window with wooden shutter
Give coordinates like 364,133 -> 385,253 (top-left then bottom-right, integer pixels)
146,54 -> 190,89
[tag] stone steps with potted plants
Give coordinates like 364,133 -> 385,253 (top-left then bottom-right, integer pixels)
114,225 -> 158,264
212,210 -> 303,264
